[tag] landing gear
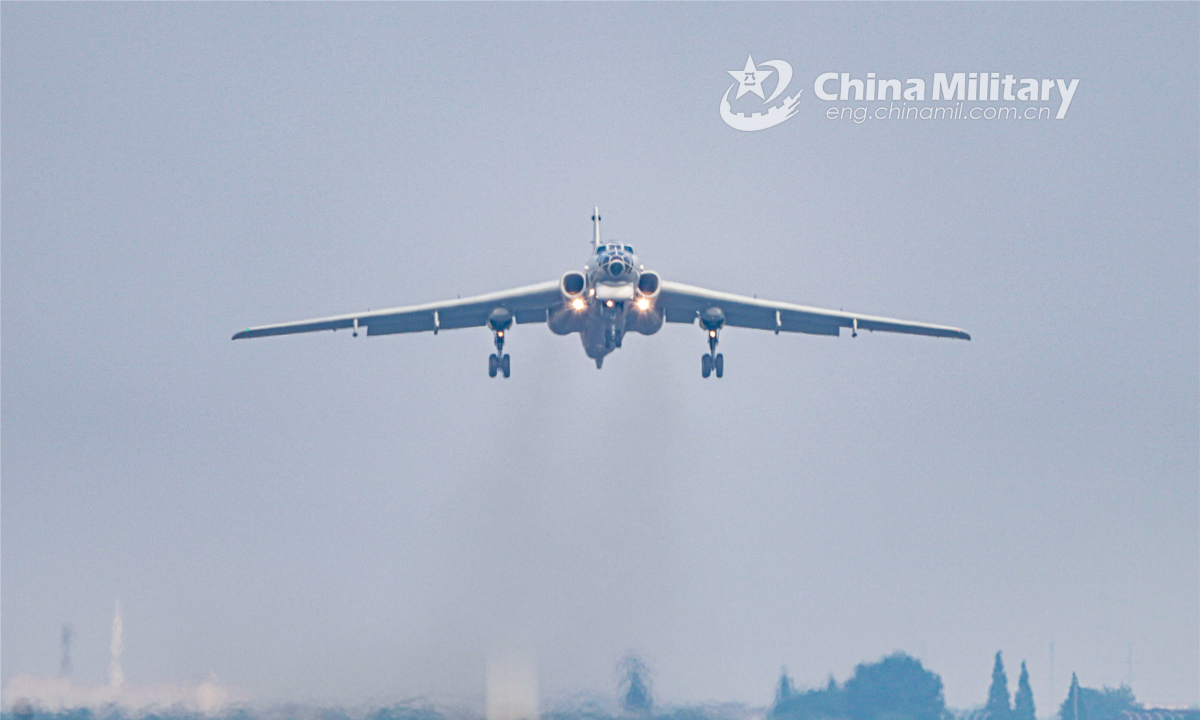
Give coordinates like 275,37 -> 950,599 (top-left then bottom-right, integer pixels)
488,353 -> 510,378
486,307 -> 513,379
488,335 -> 511,379
701,351 -> 724,378
599,299 -> 625,350
603,319 -> 623,349
700,307 -> 725,379
488,350 -> 511,378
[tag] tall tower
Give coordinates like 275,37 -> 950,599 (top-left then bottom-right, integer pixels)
109,599 -> 124,689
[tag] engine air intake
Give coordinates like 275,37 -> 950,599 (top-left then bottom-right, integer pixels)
560,271 -> 586,297
637,271 -> 661,298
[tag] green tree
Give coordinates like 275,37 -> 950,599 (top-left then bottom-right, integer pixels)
1062,674 -> 1085,720
843,653 -> 946,720
776,667 -> 798,708
619,655 -> 653,714
773,676 -> 845,720
1058,679 -> 1139,720
1013,662 -> 1035,720
986,652 -> 1012,720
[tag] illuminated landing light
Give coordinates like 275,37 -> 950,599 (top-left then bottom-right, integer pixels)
636,298 -> 650,311
709,330 -> 717,337
498,331 -> 504,337
572,298 -> 585,311
606,300 -> 614,308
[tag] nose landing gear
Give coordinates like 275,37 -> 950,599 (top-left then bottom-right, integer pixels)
600,300 -> 625,350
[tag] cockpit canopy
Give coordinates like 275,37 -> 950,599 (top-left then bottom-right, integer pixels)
596,243 -> 635,254
594,242 -> 637,281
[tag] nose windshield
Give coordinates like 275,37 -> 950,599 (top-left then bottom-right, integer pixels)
597,247 -> 632,281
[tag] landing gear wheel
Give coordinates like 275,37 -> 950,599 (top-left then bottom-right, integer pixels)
488,354 -> 499,378
701,318 -> 723,379
702,353 -> 713,378
501,354 -> 511,378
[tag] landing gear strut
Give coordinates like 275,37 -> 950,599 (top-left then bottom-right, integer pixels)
488,332 -> 510,378
700,306 -> 725,379
487,307 -> 513,379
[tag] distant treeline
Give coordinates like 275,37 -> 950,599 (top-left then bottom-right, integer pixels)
0,650 -> 1175,720
769,651 -> 1147,720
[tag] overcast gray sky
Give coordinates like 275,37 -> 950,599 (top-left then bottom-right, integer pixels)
3,1 -> 1197,713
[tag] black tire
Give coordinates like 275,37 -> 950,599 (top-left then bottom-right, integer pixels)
488,354 -> 498,378
715,353 -> 724,378
501,354 -> 511,378
702,353 -> 712,378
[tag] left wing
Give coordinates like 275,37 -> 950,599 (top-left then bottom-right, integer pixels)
233,281 -> 561,340
657,281 -> 970,340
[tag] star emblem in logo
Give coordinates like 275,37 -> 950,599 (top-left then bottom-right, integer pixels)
727,55 -> 773,100
719,55 -> 803,132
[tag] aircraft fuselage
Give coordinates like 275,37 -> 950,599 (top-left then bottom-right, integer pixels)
547,242 -> 664,368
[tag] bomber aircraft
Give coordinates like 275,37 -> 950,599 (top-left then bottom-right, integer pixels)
233,209 -> 969,377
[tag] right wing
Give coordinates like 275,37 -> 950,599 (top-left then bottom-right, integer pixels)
232,280 -> 561,340
657,281 -> 970,340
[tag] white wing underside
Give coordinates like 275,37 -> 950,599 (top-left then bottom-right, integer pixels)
233,279 -> 968,341
232,281 -> 561,339
656,281 -> 970,340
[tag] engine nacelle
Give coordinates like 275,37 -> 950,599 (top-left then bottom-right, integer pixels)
636,270 -> 661,299
628,304 -> 664,335
629,270 -> 664,336
560,271 -> 587,299
550,271 -> 588,336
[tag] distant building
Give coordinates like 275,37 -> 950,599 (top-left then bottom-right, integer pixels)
1118,709 -> 1200,720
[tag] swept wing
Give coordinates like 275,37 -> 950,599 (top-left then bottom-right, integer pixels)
657,281 -> 970,340
232,281 -> 560,340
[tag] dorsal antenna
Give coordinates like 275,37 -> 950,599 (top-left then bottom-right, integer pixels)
592,206 -> 601,249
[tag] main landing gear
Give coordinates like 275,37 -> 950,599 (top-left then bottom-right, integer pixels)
700,306 -> 725,379
487,307 -> 512,379
488,349 -> 510,378
702,331 -> 724,378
